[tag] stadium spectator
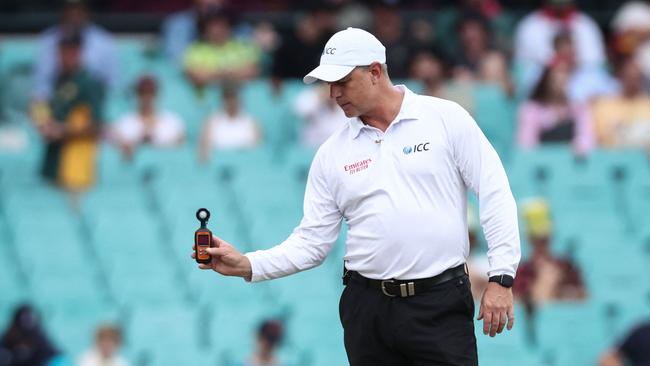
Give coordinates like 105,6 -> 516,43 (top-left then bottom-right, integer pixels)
599,321 -> 650,366
451,12 -> 498,79
591,57 -> 650,149
32,0 -> 116,101
293,83 -> 348,148
183,9 -> 261,92
610,1 -> 650,80
199,82 -> 261,160
551,31 -> 618,103
478,51 -> 515,97
239,319 -> 285,366
110,75 -> 186,160
371,5 -> 410,79
162,0 -> 226,64
271,12 -> 330,81
514,0 -> 606,96
77,324 -> 128,366
0,304 -> 58,366
516,60 -> 596,155
31,31 -> 104,193
409,50 -> 475,113
513,198 -> 587,306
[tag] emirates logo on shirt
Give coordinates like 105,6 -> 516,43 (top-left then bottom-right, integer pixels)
344,158 -> 372,175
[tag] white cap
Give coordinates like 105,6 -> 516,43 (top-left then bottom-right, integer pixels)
303,27 -> 386,84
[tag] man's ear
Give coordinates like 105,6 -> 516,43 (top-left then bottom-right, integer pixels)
369,62 -> 382,84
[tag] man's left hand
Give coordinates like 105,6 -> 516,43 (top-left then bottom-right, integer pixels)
477,282 -> 514,337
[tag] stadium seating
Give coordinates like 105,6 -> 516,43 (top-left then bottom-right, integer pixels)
1,36 -> 649,366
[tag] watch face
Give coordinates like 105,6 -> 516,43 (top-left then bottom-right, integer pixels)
502,276 -> 514,287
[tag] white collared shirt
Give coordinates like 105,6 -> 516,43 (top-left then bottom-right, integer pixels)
245,85 -> 520,282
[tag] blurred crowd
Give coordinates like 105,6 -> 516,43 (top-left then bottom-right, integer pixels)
13,0 -> 649,194
0,304 -> 286,366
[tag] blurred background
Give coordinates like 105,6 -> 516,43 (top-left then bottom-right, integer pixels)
0,0 -> 649,365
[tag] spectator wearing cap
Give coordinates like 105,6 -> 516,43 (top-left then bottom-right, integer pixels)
110,75 -> 186,160
239,319 -> 285,366
514,0 -> 606,96
199,82 -> 262,161
610,1 -> 650,81
183,9 -> 261,93
33,0 -> 116,101
513,198 -> 586,307
32,31 -> 105,193
77,324 -> 129,366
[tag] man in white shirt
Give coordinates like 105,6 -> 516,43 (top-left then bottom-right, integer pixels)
192,27 -> 521,365
514,0 -> 606,96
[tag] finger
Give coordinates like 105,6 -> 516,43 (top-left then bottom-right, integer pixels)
490,312 -> 500,337
191,252 -> 196,259
205,247 -> 229,256
497,311 -> 507,334
483,311 -> 492,335
477,306 -> 483,320
198,264 -> 212,270
212,237 -> 231,248
507,306 -> 515,331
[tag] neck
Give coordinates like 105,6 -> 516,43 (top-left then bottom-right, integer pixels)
360,84 -> 404,132
256,349 -> 273,363
139,105 -> 154,116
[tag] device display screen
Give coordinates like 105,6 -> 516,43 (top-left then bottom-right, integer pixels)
198,234 -> 210,246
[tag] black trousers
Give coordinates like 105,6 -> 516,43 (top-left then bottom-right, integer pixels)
339,274 -> 478,366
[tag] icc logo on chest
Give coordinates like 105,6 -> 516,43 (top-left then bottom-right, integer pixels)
403,142 -> 430,155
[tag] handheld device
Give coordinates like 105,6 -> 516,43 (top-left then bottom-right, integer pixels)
195,208 -> 213,264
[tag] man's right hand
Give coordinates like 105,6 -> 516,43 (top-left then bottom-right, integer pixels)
191,237 -> 252,281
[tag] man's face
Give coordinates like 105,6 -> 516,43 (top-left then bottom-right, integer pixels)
62,5 -> 88,29
328,67 -> 373,118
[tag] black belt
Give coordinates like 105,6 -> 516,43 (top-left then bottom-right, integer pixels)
343,264 -> 467,298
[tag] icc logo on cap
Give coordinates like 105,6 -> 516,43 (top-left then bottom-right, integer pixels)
323,47 -> 336,55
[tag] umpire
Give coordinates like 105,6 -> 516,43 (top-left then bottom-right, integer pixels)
193,27 -> 521,365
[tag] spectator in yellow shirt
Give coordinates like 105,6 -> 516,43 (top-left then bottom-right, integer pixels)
183,9 -> 260,92
592,57 -> 650,149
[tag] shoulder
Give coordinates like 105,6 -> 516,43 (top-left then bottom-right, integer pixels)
412,93 -> 472,131
312,121 -> 351,162
87,24 -> 114,41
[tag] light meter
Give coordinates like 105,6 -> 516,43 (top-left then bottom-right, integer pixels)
194,208 -> 213,264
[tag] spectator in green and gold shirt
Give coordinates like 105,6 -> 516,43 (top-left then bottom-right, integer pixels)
31,30 -> 104,194
183,9 -> 260,93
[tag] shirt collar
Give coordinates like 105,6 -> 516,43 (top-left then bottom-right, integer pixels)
348,84 -> 419,140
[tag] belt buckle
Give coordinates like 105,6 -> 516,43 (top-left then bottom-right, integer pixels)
381,280 -> 396,297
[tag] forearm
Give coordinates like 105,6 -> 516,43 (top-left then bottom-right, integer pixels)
244,233 -> 333,282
